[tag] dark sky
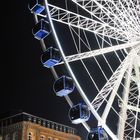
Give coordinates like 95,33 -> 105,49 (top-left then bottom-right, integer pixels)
0,0 -> 87,139
0,1 -> 129,140
2,1 -> 139,139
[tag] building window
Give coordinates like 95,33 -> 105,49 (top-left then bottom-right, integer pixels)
13,132 -> 18,140
28,132 -> 33,140
40,135 -> 45,140
48,137 -> 53,140
47,122 -> 50,128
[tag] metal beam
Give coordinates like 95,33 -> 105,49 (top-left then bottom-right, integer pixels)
59,41 -> 139,64
37,4 -> 128,42
72,0 -> 140,40
117,60 -> 133,140
127,104 -> 140,113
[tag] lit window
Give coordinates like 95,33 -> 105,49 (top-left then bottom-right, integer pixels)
40,135 -> 45,140
13,132 -> 18,140
28,132 -> 33,140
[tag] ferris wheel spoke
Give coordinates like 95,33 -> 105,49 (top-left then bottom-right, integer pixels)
91,49 -> 136,111
133,58 -> 140,97
126,0 -> 140,29
115,0 -> 140,33
37,4 -> 128,42
122,98 -> 140,139
133,99 -> 140,138
117,60 -> 133,140
117,57 -> 140,139
56,41 -> 139,65
71,0 -> 140,40
127,104 -> 140,113
124,109 -> 140,139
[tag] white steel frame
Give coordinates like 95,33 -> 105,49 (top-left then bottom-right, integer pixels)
33,0 -> 140,139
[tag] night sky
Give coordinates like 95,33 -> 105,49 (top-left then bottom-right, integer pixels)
1,0 -> 140,139
0,0 -> 87,139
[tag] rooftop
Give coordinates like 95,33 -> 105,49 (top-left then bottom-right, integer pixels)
0,111 -> 77,135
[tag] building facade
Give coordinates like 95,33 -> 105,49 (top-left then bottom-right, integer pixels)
0,112 -> 81,140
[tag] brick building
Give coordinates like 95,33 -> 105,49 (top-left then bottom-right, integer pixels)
0,112 -> 81,140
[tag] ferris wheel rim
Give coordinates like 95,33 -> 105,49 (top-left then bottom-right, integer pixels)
43,0 -> 122,139
41,0 -> 140,139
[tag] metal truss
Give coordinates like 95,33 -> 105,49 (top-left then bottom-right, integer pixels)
58,41 -> 139,64
71,0 -> 140,40
91,48 -> 134,111
90,48 -> 140,139
118,69 -> 140,140
38,4 -> 128,42
31,0 -> 140,139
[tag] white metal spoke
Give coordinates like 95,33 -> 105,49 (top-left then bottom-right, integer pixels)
124,109 -> 140,139
121,0 -> 140,29
134,57 -> 140,97
71,0 -> 140,40
127,105 -> 140,113
133,99 -> 140,138
91,49 -> 133,110
68,26 -> 100,92
117,61 -> 133,140
57,41 -> 139,65
37,4 -> 128,42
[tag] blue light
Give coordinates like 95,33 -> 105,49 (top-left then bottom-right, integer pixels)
41,47 -> 61,68
28,0 -> 45,14
34,30 -> 49,40
32,19 -> 51,40
31,4 -> 45,14
43,59 -> 59,68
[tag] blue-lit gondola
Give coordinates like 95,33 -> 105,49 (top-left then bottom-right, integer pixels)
69,103 -> 90,124
28,0 -> 45,14
87,126 -> 108,140
41,47 -> 62,68
53,76 -> 75,97
32,19 -> 51,40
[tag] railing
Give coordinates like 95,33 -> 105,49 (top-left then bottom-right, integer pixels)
0,112 -> 77,135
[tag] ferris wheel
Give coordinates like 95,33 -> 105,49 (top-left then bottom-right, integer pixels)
28,0 -> 140,139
